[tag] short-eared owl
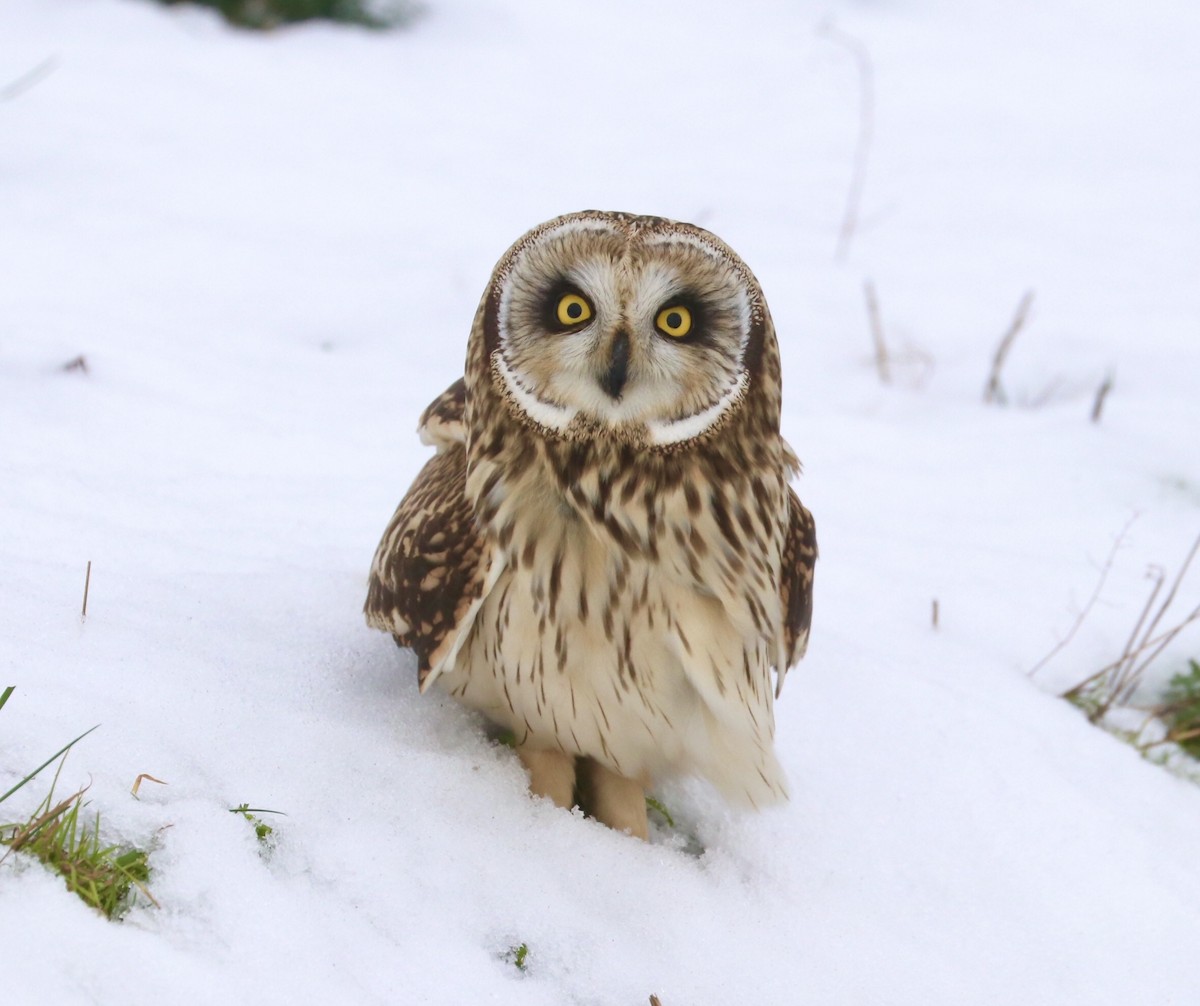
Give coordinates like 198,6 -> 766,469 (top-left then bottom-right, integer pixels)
365,211 -> 816,839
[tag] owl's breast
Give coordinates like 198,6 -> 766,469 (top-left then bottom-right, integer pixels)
439,486 -> 787,807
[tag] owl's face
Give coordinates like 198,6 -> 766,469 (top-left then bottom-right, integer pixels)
479,212 -> 769,447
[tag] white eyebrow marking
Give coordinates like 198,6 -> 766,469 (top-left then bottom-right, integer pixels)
643,230 -> 727,264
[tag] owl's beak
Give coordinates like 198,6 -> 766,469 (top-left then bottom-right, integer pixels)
599,330 -> 630,400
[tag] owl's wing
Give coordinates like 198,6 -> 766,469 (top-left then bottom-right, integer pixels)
364,380 -> 501,692
777,487 -> 817,695
417,377 -> 466,452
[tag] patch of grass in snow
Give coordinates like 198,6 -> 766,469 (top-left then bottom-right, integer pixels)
504,942 -> 529,973
0,693 -> 155,919
230,803 -> 285,847
152,0 -> 419,30
1155,660 -> 1200,758
1068,659 -> 1200,786
1038,530 -> 1200,782
644,795 -> 708,857
645,795 -> 675,829
1060,531 -> 1200,722
1063,658 -> 1200,783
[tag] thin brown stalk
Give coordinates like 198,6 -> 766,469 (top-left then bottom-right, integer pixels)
82,560 -> 92,619
1062,532 -> 1200,718
0,792 -> 82,860
1143,724 -> 1200,751
1121,602 -> 1200,706
130,774 -> 168,798
863,280 -> 890,384
1068,617 -> 1200,699
1128,535 -> 1200,663
1065,570 -> 1163,713
983,291 -> 1034,405
1029,516 -> 1135,678
819,21 -> 875,262
1109,535 -> 1200,709
1100,569 -> 1163,707
1091,374 -> 1113,423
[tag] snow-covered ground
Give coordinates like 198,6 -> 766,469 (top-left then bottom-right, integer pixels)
3,0 -> 1200,1002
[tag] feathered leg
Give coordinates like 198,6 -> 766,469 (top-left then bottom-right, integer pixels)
517,746 -> 576,809
579,758 -> 648,840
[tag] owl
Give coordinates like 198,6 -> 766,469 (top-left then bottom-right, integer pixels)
365,211 -> 816,839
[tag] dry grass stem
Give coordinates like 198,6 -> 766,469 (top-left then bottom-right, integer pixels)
1,791 -> 81,863
1028,516 -> 1135,678
1062,531 -> 1200,719
0,723 -> 100,806
931,598 -> 939,631
82,560 -> 92,619
1091,374 -> 1113,423
819,20 -> 875,262
983,290 -> 1035,405
130,774 -> 168,798
1077,621 -> 1200,691
863,280 -> 890,383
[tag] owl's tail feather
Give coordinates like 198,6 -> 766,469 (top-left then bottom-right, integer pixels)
692,708 -> 789,810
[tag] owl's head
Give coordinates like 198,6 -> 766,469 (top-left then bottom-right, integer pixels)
470,211 -> 780,448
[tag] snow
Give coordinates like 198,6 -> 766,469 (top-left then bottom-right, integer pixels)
3,0 -> 1200,1002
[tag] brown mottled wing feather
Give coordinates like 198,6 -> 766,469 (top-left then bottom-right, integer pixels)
365,381 -> 484,687
781,487 -> 817,668
418,377 -> 466,452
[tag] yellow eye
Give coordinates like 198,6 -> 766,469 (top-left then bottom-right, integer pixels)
556,292 -> 593,327
656,304 -> 693,339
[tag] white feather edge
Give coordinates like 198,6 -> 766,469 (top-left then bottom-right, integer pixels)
493,352 -> 577,432
418,548 -> 508,695
646,371 -> 749,446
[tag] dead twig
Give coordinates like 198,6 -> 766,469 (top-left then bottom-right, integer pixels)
130,774 -> 169,798
1062,569 -> 1162,707
82,560 -> 92,619
61,355 -> 89,375
1062,531 -> 1200,719
1114,535 -> 1200,707
863,280 -> 890,384
983,291 -> 1034,405
818,20 -> 875,262
931,598 -> 939,631
1090,373 -> 1113,423
1071,619 -> 1200,697
0,789 -> 85,861
1029,515 -> 1136,678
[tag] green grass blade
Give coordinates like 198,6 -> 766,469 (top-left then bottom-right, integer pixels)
645,795 -> 675,829
0,723 -> 100,805
0,686 -> 14,713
